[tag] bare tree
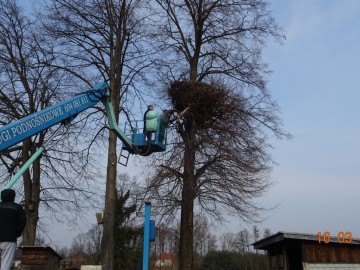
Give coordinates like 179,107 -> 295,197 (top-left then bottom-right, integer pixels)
253,225 -> 260,243
252,225 -> 261,270
220,232 -> 236,251
206,233 -> 217,252
85,225 -> 103,263
234,228 -> 250,254
70,232 -> 90,256
153,223 -> 180,258
263,228 -> 271,238
193,215 -> 216,256
147,1 -> 288,269
67,224 -> 102,266
0,0 -> 105,245
44,1 -> 151,268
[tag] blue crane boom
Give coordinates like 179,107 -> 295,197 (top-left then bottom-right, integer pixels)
0,82 -> 171,190
0,82 -> 109,151
0,82 -> 137,153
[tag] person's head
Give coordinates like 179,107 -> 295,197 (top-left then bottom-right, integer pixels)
1,189 -> 16,202
148,105 -> 154,110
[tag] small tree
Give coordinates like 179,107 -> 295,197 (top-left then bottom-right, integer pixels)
220,232 -> 236,251
253,225 -> 260,243
263,228 -> 272,238
234,229 -> 250,254
113,190 -> 142,270
67,227 -> 103,268
193,215 -> 215,258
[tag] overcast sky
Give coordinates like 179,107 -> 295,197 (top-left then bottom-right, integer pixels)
37,0 -> 360,247
233,0 -> 360,240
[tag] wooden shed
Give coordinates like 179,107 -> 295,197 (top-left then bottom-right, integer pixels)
19,246 -> 62,270
253,231 -> 360,270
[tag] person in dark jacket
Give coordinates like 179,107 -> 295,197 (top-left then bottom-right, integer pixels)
0,189 -> 27,270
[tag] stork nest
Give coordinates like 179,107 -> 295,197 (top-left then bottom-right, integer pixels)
168,81 -> 227,128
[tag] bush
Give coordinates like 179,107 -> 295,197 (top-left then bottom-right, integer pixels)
200,250 -> 268,270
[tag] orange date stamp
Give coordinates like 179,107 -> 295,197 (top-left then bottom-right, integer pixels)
317,231 -> 352,244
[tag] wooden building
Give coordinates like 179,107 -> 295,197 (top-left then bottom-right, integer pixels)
19,246 -> 62,270
253,231 -> 360,270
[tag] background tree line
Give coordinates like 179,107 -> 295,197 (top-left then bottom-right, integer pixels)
59,216 -> 272,270
54,190 -> 272,270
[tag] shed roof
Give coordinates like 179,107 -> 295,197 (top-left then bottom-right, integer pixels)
159,252 -> 173,260
19,246 -> 63,260
253,231 -> 360,250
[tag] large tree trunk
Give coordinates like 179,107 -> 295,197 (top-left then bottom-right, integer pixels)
100,131 -> 118,269
179,179 -> 195,270
179,123 -> 196,270
177,62 -> 198,270
100,70 -> 121,269
22,140 -> 41,245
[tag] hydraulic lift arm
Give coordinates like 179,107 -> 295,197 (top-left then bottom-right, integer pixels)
0,82 -> 144,190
